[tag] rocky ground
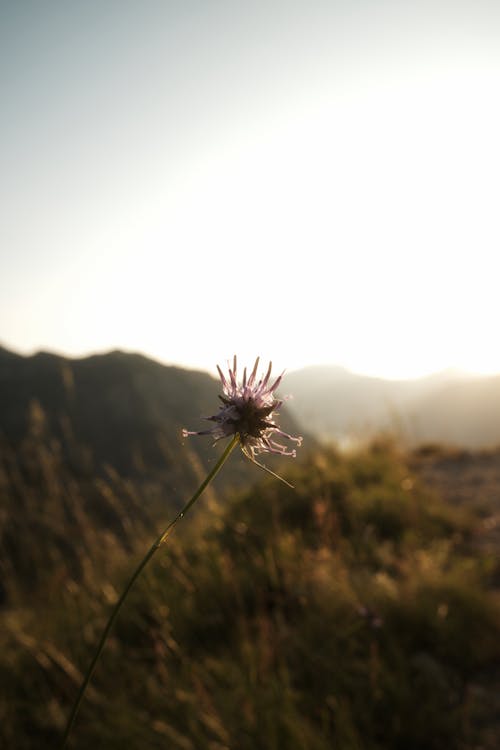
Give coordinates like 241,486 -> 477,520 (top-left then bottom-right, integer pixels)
411,444 -> 500,554
410,444 -> 500,749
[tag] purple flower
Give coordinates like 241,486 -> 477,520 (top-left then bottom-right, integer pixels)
183,356 -> 302,461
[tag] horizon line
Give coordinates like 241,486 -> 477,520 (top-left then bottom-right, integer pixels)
2,340 -> 499,384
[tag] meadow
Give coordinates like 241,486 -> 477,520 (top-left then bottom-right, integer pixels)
1,427 -> 499,749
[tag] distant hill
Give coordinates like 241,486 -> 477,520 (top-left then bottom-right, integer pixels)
285,365 -> 500,448
409,376 -> 500,447
0,347 -> 306,489
3,347 -> 499,464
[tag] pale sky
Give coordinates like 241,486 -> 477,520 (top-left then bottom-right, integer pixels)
1,1 -> 500,379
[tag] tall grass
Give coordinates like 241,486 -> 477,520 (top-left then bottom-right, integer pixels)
1,436 -> 499,748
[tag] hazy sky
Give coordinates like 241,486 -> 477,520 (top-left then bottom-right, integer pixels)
1,1 -> 500,378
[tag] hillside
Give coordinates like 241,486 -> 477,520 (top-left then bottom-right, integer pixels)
1,347 -> 499,747
0,347 -> 306,492
285,365 -> 500,448
4,348 -> 500,457
1,440 -> 499,749
409,377 -> 500,447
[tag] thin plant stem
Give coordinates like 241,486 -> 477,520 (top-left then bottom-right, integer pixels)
61,434 -> 239,749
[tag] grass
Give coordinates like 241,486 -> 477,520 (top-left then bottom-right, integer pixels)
1,436 -> 499,748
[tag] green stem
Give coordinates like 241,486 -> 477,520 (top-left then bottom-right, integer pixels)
61,434 -> 239,749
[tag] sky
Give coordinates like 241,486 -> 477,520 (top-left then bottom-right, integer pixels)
1,0 -> 500,380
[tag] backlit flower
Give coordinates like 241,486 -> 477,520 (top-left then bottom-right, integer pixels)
183,356 -> 302,461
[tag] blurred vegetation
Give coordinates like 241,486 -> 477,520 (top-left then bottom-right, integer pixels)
1,431 -> 499,749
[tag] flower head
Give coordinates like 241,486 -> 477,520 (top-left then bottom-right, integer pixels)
183,356 -> 302,461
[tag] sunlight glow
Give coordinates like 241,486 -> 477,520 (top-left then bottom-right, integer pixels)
91,61 -> 500,380
2,3 -> 499,380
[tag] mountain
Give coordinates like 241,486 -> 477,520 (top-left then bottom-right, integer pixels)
3,347 -> 499,463
0,347 -> 306,488
408,376 -> 500,447
285,365 -> 500,448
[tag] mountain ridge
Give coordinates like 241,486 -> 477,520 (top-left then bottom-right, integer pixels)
2,345 -> 500,452
285,364 -> 500,448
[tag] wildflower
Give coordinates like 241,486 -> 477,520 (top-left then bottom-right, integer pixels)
62,358 -> 301,747
183,356 -> 302,462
